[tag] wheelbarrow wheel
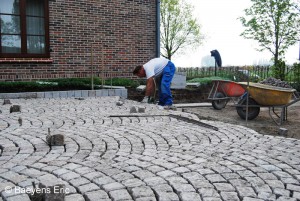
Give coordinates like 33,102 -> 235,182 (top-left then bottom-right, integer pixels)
212,92 -> 227,110
236,97 -> 260,120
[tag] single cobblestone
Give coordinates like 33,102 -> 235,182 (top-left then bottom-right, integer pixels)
4,194 -> 31,201
65,193 -> 85,201
69,177 -> 90,186
157,192 -> 179,201
102,182 -> 125,191
84,190 -> 110,201
109,189 -> 132,200
78,183 -> 100,193
130,186 -> 155,199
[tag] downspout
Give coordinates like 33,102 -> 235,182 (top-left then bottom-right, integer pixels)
156,0 -> 160,57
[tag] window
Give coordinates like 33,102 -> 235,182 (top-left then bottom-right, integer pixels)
0,0 -> 49,58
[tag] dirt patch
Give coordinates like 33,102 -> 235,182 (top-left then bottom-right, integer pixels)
184,102 -> 300,139
127,85 -> 212,103
128,86 -> 300,140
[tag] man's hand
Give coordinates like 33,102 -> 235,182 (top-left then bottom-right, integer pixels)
145,77 -> 155,97
141,96 -> 149,103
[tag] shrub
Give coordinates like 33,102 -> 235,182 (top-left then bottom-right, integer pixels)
103,78 -> 140,88
0,78 -> 138,93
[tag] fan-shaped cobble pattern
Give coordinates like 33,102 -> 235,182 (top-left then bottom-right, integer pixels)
0,96 -> 300,201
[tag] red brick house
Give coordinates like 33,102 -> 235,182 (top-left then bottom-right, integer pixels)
0,0 -> 160,81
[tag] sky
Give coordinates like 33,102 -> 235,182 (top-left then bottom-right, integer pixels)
172,0 -> 300,67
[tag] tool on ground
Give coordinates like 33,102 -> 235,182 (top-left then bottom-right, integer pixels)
109,114 -> 218,131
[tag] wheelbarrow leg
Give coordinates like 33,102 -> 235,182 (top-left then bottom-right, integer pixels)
208,81 -> 219,99
269,106 -> 287,126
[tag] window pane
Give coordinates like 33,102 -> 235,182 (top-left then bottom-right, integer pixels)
0,0 -> 20,15
26,17 -> 44,35
27,36 -> 45,53
1,15 -> 20,34
26,0 -> 44,16
1,35 -> 21,53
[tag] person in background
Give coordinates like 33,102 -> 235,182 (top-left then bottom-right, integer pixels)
133,57 -> 176,107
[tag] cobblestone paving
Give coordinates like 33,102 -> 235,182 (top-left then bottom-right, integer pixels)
0,96 -> 300,201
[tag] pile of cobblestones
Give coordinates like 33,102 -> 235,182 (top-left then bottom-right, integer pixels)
259,77 -> 293,88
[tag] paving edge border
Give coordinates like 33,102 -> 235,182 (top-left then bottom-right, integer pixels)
0,88 -> 128,99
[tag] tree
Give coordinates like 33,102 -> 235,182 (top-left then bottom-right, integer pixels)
160,0 -> 204,60
239,0 -> 300,80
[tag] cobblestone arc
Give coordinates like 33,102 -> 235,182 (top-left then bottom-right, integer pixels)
0,97 -> 300,201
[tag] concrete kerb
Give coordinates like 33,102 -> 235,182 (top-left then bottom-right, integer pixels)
0,89 -> 128,99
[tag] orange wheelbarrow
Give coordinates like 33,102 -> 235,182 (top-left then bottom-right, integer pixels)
207,80 -> 245,110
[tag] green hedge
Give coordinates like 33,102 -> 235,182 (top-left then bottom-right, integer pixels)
0,78 -> 139,93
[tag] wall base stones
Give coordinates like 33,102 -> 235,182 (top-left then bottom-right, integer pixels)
0,89 -> 127,99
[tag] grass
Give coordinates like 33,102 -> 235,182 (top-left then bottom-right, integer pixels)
187,76 -> 231,85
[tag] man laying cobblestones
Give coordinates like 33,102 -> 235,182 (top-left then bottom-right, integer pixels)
133,57 -> 176,107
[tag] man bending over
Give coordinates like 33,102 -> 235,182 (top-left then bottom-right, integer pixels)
133,57 -> 176,106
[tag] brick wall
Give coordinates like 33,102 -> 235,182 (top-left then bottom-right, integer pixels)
0,0 -> 157,81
